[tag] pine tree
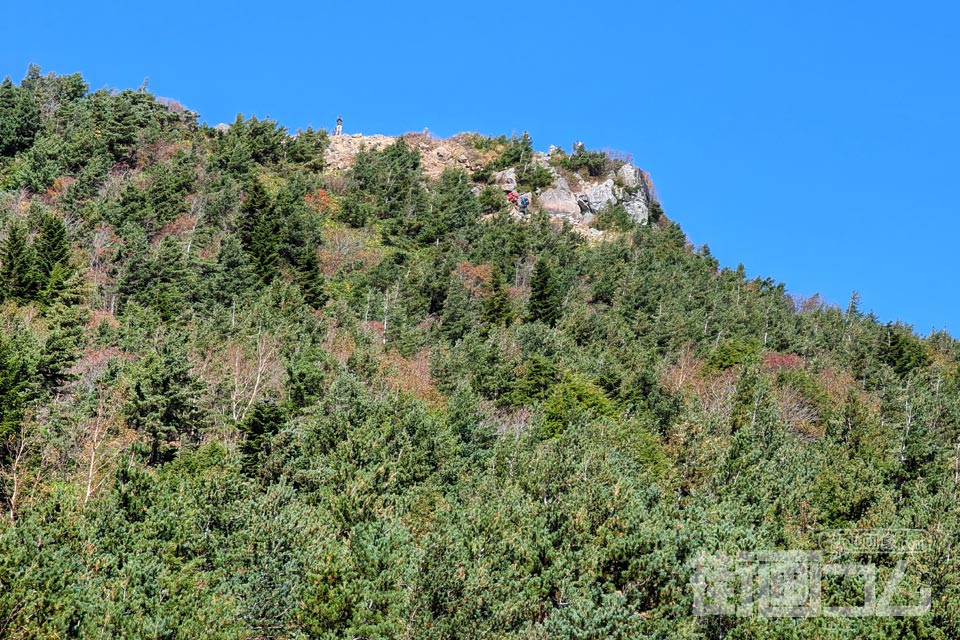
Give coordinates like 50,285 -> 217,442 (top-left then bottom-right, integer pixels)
126,341 -> 206,465
0,326 -> 39,444
149,236 -> 191,322
481,264 -> 512,327
239,178 -> 280,282
1,221 -> 40,303
295,247 -> 327,309
419,168 -> 480,244
439,275 -> 474,343
37,269 -> 88,388
0,77 -> 40,158
527,259 -> 561,326
211,235 -> 260,305
0,78 -> 19,158
239,399 -> 286,476
35,213 -> 70,281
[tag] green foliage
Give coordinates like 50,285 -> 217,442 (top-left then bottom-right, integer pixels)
552,144 -> 609,177
212,114 -> 287,175
0,76 -> 40,158
0,325 -> 38,443
287,126 -> 329,171
541,375 -> 615,437
37,270 -> 89,388
708,337 -> 763,370
210,234 -> 259,305
239,399 -> 285,476
484,132 -> 554,191
350,139 -> 424,221
238,176 -> 281,282
0,221 -> 40,302
592,204 -> 634,232
125,340 -> 206,465
489,132 -> 535,171
421,167 -> 481,244
34,212 -> 70,280
508,354 -> 559,406
528,258 -> 562,326
1,70 -> 960,640
439,273 -> 478,343
878,321 -> 929,376
119,235 -> 194,322
482,264 -> 513,328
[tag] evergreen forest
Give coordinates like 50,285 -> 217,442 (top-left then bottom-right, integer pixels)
0,67 -> 958,639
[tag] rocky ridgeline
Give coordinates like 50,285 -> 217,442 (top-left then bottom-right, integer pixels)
324,132 -> 654,232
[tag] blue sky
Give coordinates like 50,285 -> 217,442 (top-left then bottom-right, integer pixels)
3,1 -> 958,335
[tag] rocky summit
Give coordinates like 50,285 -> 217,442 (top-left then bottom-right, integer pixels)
322,131 -> 656,232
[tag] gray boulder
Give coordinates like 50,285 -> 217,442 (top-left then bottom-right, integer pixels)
623,194 -> 649,225
584,179 -> 617,212
617,164 -> 642,188
537,187 -> 581,219
493,167 -> 517,192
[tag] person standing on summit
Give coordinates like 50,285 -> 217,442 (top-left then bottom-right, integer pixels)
334,116 -> 343,136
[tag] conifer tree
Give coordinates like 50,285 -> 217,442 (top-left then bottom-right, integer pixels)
239,399 -> 286,476
37,269 -> 88,388
149,236 -> 191,322
239,178 -> 280,282
295,248 -> 327,309
0,77 -> 40,158
481,264 -> 512,327
0,326 -> 38,444
35,213 -> 70,280
126,341 -> 206,465
1,221 -> 40,303
440,275 -> 474,343
527,258 -> 561,326
211,235 -> 260,305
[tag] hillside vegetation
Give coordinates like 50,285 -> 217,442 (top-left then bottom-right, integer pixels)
0,67 -> 958,639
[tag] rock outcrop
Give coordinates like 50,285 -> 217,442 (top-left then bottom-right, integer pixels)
584,179 -> 617,213
492,168 -> 517,192
321,131 -> 658,232
324,133 -> 397,171
537,187 -> 582,219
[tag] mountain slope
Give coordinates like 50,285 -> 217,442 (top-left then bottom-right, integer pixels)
0,68 -> 957,639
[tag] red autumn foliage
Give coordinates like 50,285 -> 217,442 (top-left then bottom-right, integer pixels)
381,349 -> 443,408
453,262 -> 493,296
762,352 -> 806,373
305,189 -> 333,212
69,347 -> 133,380
44,176 -> 76,204
87,309 -> 119,330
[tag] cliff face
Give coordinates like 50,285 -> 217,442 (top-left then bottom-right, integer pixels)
323,132 -> 656,233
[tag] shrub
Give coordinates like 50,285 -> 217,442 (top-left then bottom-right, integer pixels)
593,205 -> 634,232
552,145 -> 609,177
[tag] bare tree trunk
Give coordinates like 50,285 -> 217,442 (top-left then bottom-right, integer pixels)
953,441 -> 960,502
184,196 -> 205,259
230,326 -> 279,424
84,388 -> 114,506
6,432 -> 28,523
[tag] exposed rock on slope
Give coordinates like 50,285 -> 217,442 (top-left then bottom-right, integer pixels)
324,133 -> 397,171
324,132 -> 656,229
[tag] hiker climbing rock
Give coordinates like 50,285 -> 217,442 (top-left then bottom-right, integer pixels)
334,115 -> 343,136
519,195 -> 529,216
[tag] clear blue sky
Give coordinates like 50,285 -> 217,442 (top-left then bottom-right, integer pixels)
3,1 -> 958,335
